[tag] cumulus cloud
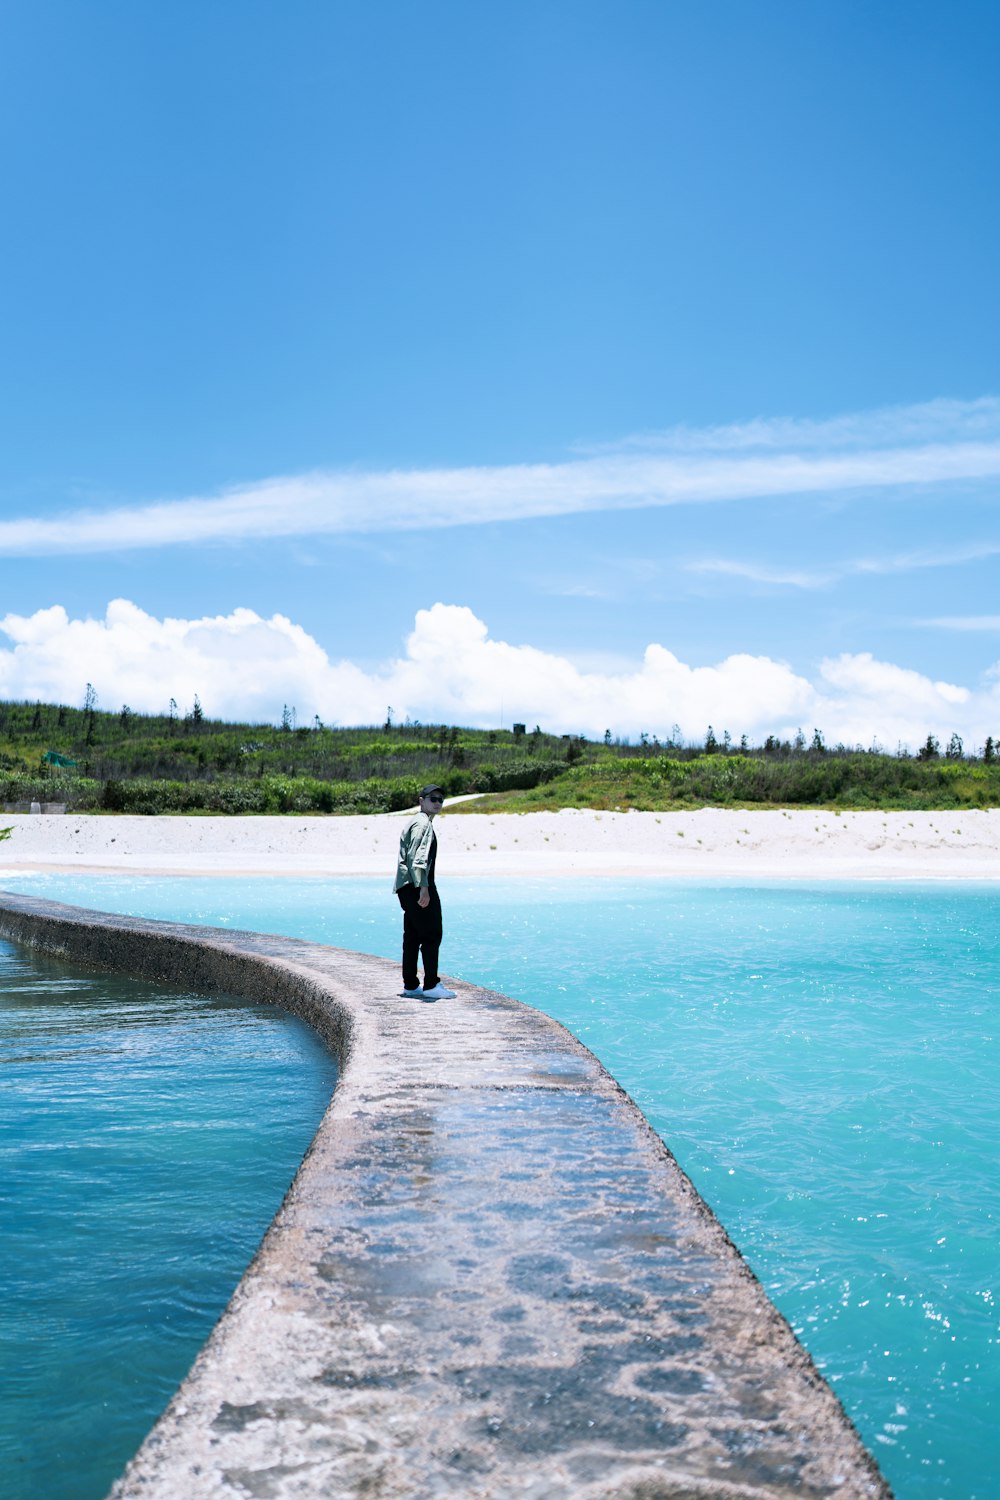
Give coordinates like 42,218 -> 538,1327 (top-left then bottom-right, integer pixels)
3,397 -> 1000,556
0,600 -> 386,726
2,599 -> 999,751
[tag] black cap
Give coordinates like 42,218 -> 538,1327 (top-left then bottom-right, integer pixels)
419,784 -> 445,799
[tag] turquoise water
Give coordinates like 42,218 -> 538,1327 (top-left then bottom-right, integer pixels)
0,936 -> 335,1500
2,873 -> 997,1499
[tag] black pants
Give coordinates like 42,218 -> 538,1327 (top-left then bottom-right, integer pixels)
397,884 -> 442,990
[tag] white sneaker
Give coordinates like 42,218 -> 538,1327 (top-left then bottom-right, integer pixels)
420,983 -> 456,1000
400,987 -> 424,998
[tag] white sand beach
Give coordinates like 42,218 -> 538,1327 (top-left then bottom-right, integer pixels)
1,806 -> 998,880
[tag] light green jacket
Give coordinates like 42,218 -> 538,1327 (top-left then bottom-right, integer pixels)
393,811 -> 436,892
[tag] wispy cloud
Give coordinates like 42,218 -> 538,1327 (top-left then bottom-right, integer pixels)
578,396 -> 1000,455
687,559 -> 837,589
852,539 -> 1000,575
690,536 -> 1000,590
921,615 -> 1000,631
546,583 -> 614,600
4,396 -> 1000,557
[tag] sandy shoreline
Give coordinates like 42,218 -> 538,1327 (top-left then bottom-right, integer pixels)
0,807 -> 998,881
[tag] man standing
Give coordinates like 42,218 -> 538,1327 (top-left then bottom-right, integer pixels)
393,784 -> 456,1001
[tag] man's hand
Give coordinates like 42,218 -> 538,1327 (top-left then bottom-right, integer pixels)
418,888 -> 430,908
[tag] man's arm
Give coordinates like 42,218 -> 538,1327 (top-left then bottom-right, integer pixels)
409,817 -> 435,903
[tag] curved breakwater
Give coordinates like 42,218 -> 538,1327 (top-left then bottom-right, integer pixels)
0,890 -> 890,1500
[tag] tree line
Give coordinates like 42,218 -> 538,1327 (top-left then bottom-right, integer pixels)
0,692 -> 997,813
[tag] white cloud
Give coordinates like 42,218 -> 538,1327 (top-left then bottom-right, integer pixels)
0,600 -> 386,726
920,615 -> 1000,631
687,558 -> 837,589
580,395 -> 1000,455
689,537 -> 1000,590
2,599 -> 998,750
542,582 -> 614,600
813,653 -> 978,750
4,396 -> 1000,556
853,539 -> 1000,576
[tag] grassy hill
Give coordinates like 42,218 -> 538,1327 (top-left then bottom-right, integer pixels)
1,697 -> 997,812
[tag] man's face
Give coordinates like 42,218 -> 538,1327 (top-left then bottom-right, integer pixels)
419,792 -> 444,816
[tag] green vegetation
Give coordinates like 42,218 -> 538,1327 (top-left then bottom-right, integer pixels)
452,751 -> 1000,812
0,698 -> 571,814
1,696 -> 998,813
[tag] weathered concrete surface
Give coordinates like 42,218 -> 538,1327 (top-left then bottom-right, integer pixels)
0,891 -> 891,1500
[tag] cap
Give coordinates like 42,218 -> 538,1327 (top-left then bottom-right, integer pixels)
419,784 -> 445,799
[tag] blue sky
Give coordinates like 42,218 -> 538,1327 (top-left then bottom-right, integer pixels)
1,1 -> 999,747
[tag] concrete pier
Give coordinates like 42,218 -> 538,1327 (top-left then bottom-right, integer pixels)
0,890 -> 891,1500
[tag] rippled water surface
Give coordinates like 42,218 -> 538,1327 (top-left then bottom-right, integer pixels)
0,937 -> 335,1500
3,871 -> 997,1499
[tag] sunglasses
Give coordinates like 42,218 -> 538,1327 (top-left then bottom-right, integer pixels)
426,794 -> 444,803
